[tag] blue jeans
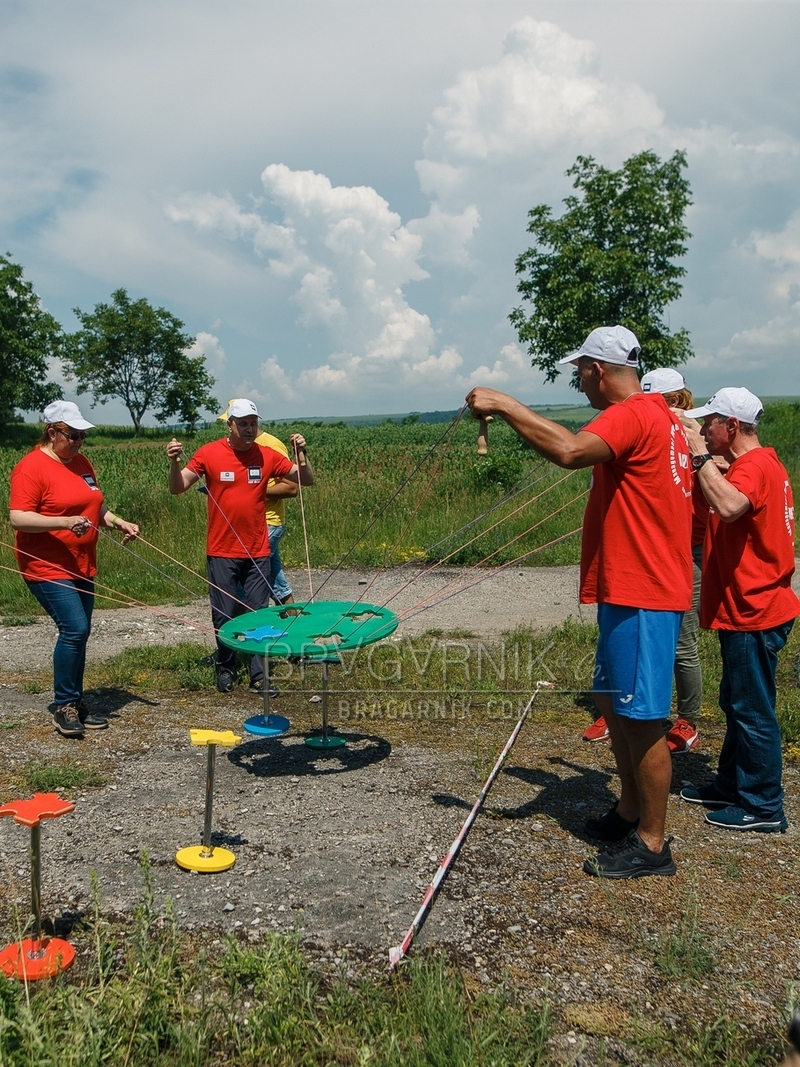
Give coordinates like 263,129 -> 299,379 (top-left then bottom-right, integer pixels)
715,621 -> 794,819
27,578 -> 94,706
267,524 -> 292,602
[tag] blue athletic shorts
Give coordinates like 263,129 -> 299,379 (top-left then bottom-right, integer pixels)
593,604 -> 683,720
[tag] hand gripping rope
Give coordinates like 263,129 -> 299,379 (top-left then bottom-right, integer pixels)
388,680 -> 554,971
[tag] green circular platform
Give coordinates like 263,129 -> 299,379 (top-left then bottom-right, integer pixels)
218,601 -> 398,660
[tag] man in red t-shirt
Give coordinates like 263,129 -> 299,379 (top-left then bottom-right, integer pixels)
467,325 -> 692,879
680,387 -> 799,832
167,399 -> 315,693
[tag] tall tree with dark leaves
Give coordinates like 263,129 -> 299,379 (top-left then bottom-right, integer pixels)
0,254 -> 63,421
64,289 -> 217,433
510,150 -> 693,383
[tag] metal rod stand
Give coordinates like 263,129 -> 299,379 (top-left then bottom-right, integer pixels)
200,744 -> 216,858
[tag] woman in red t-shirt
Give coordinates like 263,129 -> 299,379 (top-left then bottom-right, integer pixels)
9,402 -> 140,739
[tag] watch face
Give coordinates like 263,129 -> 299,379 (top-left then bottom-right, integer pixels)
692,454 -> 711,470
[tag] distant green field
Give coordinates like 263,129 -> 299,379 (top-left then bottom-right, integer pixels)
0,401 -> 797,615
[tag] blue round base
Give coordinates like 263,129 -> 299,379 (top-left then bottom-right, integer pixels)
243,714 -> 291,737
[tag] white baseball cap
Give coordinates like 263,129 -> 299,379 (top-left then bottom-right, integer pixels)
225,399 -> 260,420
685,387 -> 763,425
641,368 -> 686,394
558,325 -> 641,368
42,401 -> 95,430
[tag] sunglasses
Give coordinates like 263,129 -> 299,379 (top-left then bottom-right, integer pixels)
57,429 -> 89,442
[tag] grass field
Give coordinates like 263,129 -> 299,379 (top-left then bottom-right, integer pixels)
1,401 -> 797,620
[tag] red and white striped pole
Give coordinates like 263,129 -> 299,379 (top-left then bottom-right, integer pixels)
388,681 -> 554,970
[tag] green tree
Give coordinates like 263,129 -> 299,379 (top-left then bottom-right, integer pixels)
64,289 -> 217,433
509,150 -> 692,383
0,253 -> 63,421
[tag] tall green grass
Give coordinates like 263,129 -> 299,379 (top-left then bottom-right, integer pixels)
0,861 -> 552,1067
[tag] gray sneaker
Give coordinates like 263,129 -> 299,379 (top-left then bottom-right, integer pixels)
680,782 -> 734,809
75,699 -> 109,730
54,704 -> 85,739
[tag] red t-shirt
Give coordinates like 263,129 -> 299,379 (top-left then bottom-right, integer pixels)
187,438 -> 293,558
578,393 -> 693,610
690,476 -> 709,549
701,447 -> 799,630
9,448 -> 105,581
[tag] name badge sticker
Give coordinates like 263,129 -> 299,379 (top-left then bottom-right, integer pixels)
220,471 -> 235,482
247,467 -> 262,484
82,475 -> 99,491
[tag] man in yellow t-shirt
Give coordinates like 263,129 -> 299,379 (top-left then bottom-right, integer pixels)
255,429 -> 299,605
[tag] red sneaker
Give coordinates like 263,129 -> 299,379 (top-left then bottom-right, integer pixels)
583,716 -> 609,742
666,718 -> 699,754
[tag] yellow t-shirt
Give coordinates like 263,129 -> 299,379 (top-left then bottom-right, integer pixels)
255,431 -> 290,527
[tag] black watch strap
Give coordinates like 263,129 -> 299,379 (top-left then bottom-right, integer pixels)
692,453 -> 714,471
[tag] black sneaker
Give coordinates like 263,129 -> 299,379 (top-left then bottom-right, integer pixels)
75,700 -> 108,731
54,704 -> 85,739
679,782 -> 734,809
584,830 -> 676,879
200,650 -> 218,667
249,678 -> 279,697
584,802 -> 639,843
215,668 -> 235,693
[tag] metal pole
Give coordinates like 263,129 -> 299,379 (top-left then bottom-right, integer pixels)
321,661 -> 329,742
389,683 -> 552,970
201,744 -> 216,857
263,653 -> 271,718
30,824 -> 42,946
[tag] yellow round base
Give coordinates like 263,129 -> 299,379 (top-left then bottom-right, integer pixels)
175,845 -> 236,872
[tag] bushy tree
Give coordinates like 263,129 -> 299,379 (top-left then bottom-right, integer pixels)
509,150 -> 693,382
0,253 -> 63,421
64,289 -> 217,433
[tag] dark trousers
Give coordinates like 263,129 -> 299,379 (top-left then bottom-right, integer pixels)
207,556 -> 270,681
716,620 -> 794,818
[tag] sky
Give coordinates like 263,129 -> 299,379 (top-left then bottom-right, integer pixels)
2,0 -> 800,424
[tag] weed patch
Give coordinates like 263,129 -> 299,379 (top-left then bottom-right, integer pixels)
22,759 -> 106,793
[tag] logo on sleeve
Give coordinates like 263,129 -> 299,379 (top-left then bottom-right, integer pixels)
785,480 -> 795,539
247,467 -> 262,484
220,471 -> 235,482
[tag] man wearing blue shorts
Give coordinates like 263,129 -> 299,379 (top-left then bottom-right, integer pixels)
467,325 -> 693,878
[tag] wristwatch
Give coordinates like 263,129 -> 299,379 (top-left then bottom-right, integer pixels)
691,453 -> 714,471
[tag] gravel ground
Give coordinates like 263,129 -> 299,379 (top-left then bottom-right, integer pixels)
1,564 -> 799,1061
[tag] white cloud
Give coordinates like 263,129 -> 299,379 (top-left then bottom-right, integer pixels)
465,344 -> 529,388
406,203 -> 481,267
418,18 -> 663,185
187,331 -> 226,367
716,304 -> 800,378
751,209 -> 800,296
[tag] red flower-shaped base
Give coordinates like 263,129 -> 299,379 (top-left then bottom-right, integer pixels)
0,938 -> 75,980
